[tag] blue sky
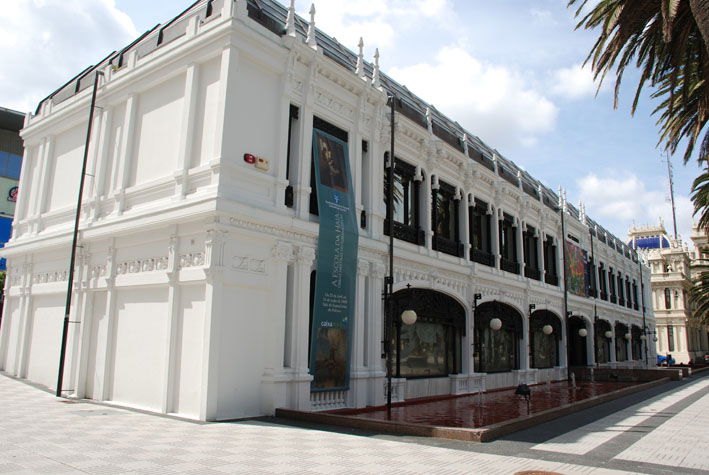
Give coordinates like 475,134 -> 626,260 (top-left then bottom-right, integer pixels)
0,0 -> 701,243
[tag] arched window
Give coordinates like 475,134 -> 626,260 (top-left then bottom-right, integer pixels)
474,301 -> 522,373
594,319 -> 612,364
530,311 -> 561,368
391,288 -> 464,378
615,322 -> 629,361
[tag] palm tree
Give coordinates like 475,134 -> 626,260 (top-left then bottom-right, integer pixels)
568,0 -> 708,163
569,0 -> 709,321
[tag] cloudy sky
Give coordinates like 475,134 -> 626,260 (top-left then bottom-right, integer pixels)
0,0 -> 701,244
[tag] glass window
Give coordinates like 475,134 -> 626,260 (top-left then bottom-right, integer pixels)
433,182 -> 457,240
476,326 -> 518,373
383,158 -> 421,245
665,288 -> 672,309
398,322 -> 455,378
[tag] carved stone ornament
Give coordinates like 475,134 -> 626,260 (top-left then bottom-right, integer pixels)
273,241 -> 294,261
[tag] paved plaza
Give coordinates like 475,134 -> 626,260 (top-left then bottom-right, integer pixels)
1,372 -> 708,474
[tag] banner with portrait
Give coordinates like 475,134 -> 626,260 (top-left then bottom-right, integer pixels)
564,239 -> 589,297
309,128 -> 359,391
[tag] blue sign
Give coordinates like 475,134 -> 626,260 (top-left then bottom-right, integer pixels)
309,129 -> 359,391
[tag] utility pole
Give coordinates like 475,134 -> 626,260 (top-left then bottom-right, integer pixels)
665,153 -> 679,240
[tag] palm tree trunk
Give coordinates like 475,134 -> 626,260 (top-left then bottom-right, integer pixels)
689,0 -> 709,56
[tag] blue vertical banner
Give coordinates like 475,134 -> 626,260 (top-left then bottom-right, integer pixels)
309,129 -> 359,391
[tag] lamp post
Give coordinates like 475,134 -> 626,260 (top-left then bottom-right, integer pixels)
56,69 -> 103,398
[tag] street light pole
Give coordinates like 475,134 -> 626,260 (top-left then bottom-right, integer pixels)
56,69 -> 103,397
385,94 -> 396,411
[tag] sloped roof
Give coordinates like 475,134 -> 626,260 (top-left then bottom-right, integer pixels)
32,0 -> 636,259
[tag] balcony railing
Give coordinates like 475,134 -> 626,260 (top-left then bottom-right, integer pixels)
524,266 -> 541,281
384,220 -> 425,246
470,248 -> 495,267
433,235 -> 464,257
545,273 -> 559,286
501,258 -> 520,275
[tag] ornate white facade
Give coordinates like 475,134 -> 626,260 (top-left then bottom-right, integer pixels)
630,224 -> 709,363
0,0 -> 654,421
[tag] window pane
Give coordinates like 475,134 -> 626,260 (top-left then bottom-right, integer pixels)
399,322 -> 447,377
532,331 -> 556,368
393,178 -> 405,223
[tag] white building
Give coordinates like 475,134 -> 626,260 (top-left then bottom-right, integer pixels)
0,0 -> 654,421
629,224 -> 709,363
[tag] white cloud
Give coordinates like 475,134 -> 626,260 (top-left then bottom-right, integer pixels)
388,46 -> 558,149
577,172 -> 694,242
0,0 -> 137,112
294,0 -> 451,55
550,64 -> 601,99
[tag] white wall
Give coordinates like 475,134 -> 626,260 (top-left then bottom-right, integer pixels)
191,56 -> 221,168
25,294 -> 64,389
84,291 -> 109,400
172,284 -> 206,418
130,74 -> 185,187
47,124 -> 85,210
111,287 -> 169,411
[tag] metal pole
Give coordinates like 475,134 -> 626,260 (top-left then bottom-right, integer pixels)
640,260 -> 648,365
385,95 -> 396,410
560,203 -> 570,380
666,153 -> 679,240
590,227 -> 598,367
56,70 -> 103,397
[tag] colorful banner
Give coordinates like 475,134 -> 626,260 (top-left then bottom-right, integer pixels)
564,240 -> 589,297
309,129 -> 358,391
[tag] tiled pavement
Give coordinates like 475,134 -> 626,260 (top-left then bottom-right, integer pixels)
1,372 -> 708,474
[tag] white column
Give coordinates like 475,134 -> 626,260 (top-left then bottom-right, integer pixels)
100,246 -> 117,401
89,107 -> 112,221
586,320 -> 595,366
31,137 -> 53,232
537,231 -> 545,279
13,143 -> 34,224
422,173 -> 433,250
161,235 -> 180,414
287,246 -> 315,410
174,63 -> 199,199
367,262 -> 386,407
521,314 -> 530,370
15,262 -> 33,378
610,328 -> 617,363
112,94 -> 137,215
460,194 -> 470,261
199,229 -> 227,421
516,220 -> 524,275
349,259 -> 370,408
490,208 -> 500,268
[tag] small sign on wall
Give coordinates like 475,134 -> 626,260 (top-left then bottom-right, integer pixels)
244,153 -> 269,171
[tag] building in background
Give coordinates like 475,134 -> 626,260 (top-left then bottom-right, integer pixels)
629,224 -> 709,363
0,0 -> 653,421
0,108 -> 23,271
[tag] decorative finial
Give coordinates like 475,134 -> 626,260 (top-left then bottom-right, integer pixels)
462,133 -> 469,155
372,48 -> 381,88
306,4 -> 317,48
356,37 -> 365,78
580,202 -> 586,222
286,0 -> 296,37
425,107 -> 433,133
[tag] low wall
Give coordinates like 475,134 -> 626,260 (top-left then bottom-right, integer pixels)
571,366 -> 684,382
276,377 -> 670,442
